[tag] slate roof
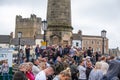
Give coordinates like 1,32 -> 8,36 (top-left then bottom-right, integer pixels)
11,38 -> 35,46
82,35 -> 102,38
0,35 -> 11,44
73,34 -> 82,40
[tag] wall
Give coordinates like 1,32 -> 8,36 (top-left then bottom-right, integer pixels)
15,14 -> 42,39
82,36 -> 109,54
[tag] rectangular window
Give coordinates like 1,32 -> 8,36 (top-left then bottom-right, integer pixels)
92,41 -> 94,44
86,41 -> 88,44
76,42 -> 79,46
97,48 -> 100,51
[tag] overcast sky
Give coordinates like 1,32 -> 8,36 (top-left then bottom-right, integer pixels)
0,0 -> 120,48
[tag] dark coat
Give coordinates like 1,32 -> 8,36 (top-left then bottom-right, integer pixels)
13,71 -> 28,80
101,60 -> 120,80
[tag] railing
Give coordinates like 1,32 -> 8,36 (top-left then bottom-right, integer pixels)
0,64 -> 19,80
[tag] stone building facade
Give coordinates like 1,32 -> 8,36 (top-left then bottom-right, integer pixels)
46,0 -> 73,46
72,30 -> 82,48
72,30 -> 109,54
15,14 -> 42,39
109,47 -> 120,57
82,35 -> 109,54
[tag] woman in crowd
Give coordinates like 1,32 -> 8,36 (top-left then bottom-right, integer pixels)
53,67 -> 71,80
26,62 -> 35,80
88,62 -> 103,80
38,62 -> 47,70
100,56 -> 109,75
77,60 -> 87,80
1,60 -> 10,80
13,63 -> 28,80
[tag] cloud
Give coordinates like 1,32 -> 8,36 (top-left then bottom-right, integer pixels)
0,0 -> 120,48
0,0 -> 47,7
72,0 -> 120,48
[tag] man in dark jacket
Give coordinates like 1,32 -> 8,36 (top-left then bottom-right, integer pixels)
35,44 -> 40,59
25,45 -> 30,62
87,47 -> 93,57
101,60 -> 120,80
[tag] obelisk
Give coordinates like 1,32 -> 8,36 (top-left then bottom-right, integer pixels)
46,0 -> 73,46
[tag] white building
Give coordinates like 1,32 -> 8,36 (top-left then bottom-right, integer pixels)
72,30 -> 82,48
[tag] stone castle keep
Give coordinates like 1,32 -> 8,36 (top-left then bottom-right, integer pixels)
46,0 -> 73,46
15,14 -> 41,39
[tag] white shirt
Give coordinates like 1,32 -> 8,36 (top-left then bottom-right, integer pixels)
32,65 -> 40,77
35,71 -> 46,80
77,65 -> 86,79
46,62 -> 50,67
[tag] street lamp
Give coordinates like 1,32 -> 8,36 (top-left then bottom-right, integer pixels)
17,32 -> 22,64
42,20 -> 47,49
101,30 -> 107,55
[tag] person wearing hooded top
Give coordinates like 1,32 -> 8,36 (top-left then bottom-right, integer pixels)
101,60 -> 120,80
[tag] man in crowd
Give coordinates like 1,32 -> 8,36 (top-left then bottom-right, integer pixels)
25,45 -> 30,62
87,47 -> 93,57
35,44 -> 40,59
35,66 -> 55,80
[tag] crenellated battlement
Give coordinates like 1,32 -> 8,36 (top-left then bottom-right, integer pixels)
15,14 -> 42,38
16,14 -> 41,23
30,14 -> 36,19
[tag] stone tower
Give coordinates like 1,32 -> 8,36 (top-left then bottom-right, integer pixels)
47,0 -> 73,46
15,14 -> 41,39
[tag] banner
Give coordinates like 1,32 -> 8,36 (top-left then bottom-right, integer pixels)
0,48 -> 13,67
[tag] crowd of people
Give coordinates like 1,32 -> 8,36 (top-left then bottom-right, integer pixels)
11,44 -> 120,80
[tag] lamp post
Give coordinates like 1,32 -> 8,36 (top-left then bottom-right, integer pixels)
81,40 -> 82,50
42,20 -> 47,49
101,30 -> 107,55
17,32 -> 22,64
